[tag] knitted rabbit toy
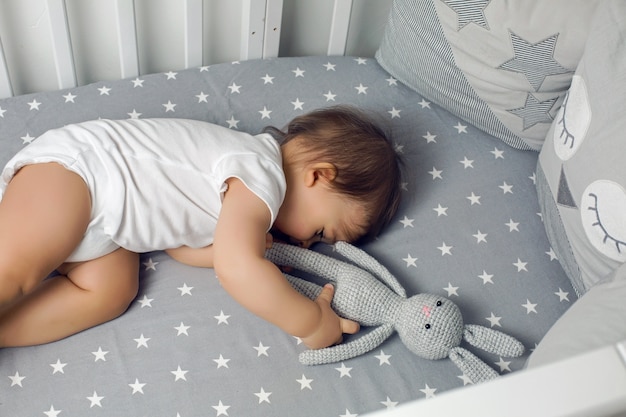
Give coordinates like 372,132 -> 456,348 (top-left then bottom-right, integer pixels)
265,241 -> 525,383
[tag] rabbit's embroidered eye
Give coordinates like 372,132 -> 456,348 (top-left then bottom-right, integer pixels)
425,324 -> 431,330
436,300 -> 442,307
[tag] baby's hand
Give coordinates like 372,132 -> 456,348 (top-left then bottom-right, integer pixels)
301,284 -> 360,350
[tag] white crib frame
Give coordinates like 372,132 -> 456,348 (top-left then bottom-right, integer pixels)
1,1 -> 625,415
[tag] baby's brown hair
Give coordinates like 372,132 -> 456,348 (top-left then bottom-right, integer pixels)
265,105 -> 402,243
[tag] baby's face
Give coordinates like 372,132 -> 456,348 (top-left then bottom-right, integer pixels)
273,182 -> 366,248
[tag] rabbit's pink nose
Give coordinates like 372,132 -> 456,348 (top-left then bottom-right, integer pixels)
422,305 -> 432,317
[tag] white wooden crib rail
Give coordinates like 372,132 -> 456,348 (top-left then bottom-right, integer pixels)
0,0 -> 364,99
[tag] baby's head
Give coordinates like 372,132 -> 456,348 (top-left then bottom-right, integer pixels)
266,106 -> 402,244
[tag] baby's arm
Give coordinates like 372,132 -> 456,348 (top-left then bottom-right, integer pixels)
213,178 -> 358,349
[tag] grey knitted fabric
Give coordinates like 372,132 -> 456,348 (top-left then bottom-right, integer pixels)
265,242 -> 526,383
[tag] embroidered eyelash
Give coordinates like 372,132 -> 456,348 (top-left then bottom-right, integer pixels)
557,92 -> 575,149
587,192 -> 626,254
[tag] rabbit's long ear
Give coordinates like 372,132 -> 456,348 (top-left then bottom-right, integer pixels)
334,242 -> 406,297
463,324 -> 525,358
266,242 -> 347,283
449,347 -> 499,384
300,324 -> 395,365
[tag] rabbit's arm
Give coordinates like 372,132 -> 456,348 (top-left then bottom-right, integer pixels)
463,324 -> 525,358
299,324 -> 395,365
449,347 -> 499,383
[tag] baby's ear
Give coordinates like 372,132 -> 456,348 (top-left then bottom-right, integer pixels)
308,162 -> 337,185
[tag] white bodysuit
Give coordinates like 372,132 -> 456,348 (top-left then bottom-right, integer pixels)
0,118 -> 286,262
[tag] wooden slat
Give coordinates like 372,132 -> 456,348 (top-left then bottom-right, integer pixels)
183,0 -> 203,68
114,0 -> 140,79
240,0 -> 266,61
263,0 -> 283,58
327,0 -> 353,56
46,0 -> 77,89
0,36 -> 13,98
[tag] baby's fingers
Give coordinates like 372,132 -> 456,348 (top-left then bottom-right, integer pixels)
341,318 -> 360,335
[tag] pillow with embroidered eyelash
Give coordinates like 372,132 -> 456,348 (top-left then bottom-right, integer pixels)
535,0 -> 626,297
375,0 -> 601,151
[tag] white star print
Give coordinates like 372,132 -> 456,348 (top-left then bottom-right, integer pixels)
92,347 -> 109,362
354,57 -> 367,65
444,283 -> 459,296
137,294 -> 153,308
131,77 -> 144,87
214,354 -> 230,368
21,133 -> 35,144
143,258 -> 159,270
403,254 -> 418,267
506,219 -> 520,232
429,167 -> 443,180
453,122 -> 467,133
261,74 -> 274,84
473,230 -> 487,243
460,157 -> 474,168
386,76 -> 398,86
423,132 -> 437,143
163,100 -> 176,112
196,91 -> 209,102
0,106 -> 6,117
495,357 -> 511,372
165,71 -> 177,79
546,248 -> 558,261
9,371 -> 25,387
323,62 -> 336,71
555,288 -> 570,302
171,365 -> 188,381
523,299 -> 538,314
214,310 -> 230,324
513,258 -> 528,272
375,350 -> 391,365
259,106 -> 272,119
437,242 -> 453,256
28,99 -> 41,110
486,312 -> 502,327
335,363 -> 353,378
175,322 -> 190,335
254,342 -> 270,356
323,90 -> 337,101
178,283 -> 194,296
199,66 -> 210,72
466,192 -> 481,205
458,374 -> 473,385
433,204 -> 448,216
499,182 -> 513,194
97,86 -> 111,95
128,109 -> 142,119
134,334 -> 150,348
355,83 -> 368,94
50,359 -> 67,374
478,270 -> 494,285
296,375 -> 313,390
212,400 -> 230,416
380,397 -> 398,409
399,216 -> 414,228
388,107 -> 401,118
341,410 -> 358,417
491,147 -> 505,159
63,92 -> 76,103
87,391 -> 104,408
418,98 -> 431,108
228,82 -> 241,93
226,115 -> 239,128
43,405 -> 61,417
292,67 -> 305,77
291,98 -> 304,110
129,378 -> 146,394
420,383 -> 437,398
255,387 -> 272,403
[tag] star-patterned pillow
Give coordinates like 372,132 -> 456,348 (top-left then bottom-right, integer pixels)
375,0 -> 601,150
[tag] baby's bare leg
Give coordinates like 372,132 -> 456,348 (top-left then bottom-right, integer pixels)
0,163 -> 91,306
0,248 -> 139,347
